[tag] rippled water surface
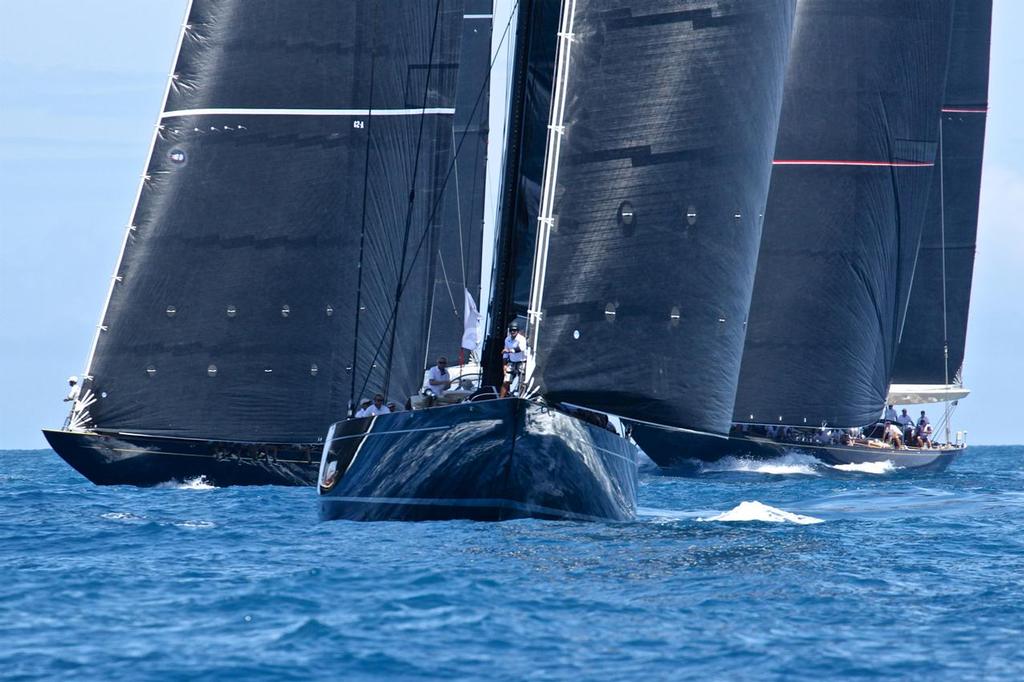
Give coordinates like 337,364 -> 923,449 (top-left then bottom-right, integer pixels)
2,447 -> 1023,680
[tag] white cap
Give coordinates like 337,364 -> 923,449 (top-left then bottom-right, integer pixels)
68,375 -> 79,383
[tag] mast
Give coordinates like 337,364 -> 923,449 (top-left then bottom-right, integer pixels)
482,0 -> 543,389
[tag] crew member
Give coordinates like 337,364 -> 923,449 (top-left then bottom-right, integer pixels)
64,376 -> 80,404
884,404 -> 898,422
897,408 -> 914,441
422,356 -> 452,406
356,394 -> 391,418
62,376 -> 81,429
502,323 -> 528,397
883,420 -> 903,449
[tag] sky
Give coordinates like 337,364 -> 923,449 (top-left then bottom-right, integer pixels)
1,1 -> 1022,449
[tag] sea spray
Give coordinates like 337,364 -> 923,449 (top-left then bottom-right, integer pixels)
830,460 -> 897,474
700,453 -> 822,476
698,500 -> 825,525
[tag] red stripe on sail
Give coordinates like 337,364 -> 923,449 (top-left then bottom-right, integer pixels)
772,160 -> 934,167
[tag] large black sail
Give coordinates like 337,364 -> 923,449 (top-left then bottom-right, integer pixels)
80,0 -> 463,441
515,0 -> 796,434
733,0 -> 954,428
891,0 -> 992,386
426,3 -> 493,364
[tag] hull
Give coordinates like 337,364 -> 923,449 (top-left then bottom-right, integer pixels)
630,422 -> 963,473
318,398 -> 639,522
42,429 -> 319,487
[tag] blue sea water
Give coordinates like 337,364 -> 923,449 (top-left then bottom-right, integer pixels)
2,447 -> 1023,681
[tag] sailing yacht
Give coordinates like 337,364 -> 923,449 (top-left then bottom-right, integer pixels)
44,0 -> 495,486
633,0 -> 992,473
318,0 -> 798,521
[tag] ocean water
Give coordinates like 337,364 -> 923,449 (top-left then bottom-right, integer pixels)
2,447 -> 1023,681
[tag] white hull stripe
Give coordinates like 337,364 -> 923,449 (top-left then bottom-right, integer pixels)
162,107 -> 455,119
329,424 -> 452,443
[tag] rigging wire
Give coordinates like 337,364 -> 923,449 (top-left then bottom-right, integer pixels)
382,0 -> 445,397
347,1 -> 381,416
357,2 -> 520,403
452,125 -> 468,292
437,249 -> 461,318
938,115 -> 952,443
939,115 -> 950,386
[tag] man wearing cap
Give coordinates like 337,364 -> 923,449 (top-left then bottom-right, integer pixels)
355,394 -> 390,418
64,376 -> 80,405
502,324 -> 528,397
62,376 -> 81,429
422,356 -> 452,406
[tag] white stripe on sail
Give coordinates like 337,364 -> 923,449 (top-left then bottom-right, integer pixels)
161,107 -> 455,119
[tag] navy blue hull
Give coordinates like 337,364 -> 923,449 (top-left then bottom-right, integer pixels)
318,399 -> 639,522
41,429 -> 319,486
630,422 -> 963,473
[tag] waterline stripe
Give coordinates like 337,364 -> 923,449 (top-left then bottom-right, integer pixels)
162,107 -> 455,119
320,496 -> 612,522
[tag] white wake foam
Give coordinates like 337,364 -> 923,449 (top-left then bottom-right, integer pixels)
100,512 -> 143,522
830,460 -> 897,474
701,453 -> 822,476
698,500 -> 824,525
173,520 -> 216,529
156,476 -> 216,490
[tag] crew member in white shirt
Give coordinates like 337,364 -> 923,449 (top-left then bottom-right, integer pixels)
897,408 -> 914,440
64,376 -> 80,404
884,404 -> 898,422
62,376 -> 81,429
356,394 -> 391,418
423,356 -> 452,405
502,324 -> 528,397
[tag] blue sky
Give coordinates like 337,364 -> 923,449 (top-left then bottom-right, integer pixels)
1,1 -> 1021,448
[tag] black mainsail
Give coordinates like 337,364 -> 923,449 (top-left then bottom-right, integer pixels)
891,0 -> 992,389
47,0 -> 467,484
489,0 -> 797,436
731,0 -> 956,430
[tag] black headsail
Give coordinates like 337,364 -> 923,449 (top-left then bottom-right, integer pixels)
891,0 -> 992,387
74,0 -> 463,441
487,0 -> 796,435
733,0 -> 955,429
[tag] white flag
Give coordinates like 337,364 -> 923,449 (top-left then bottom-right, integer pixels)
462,289 -> 481,351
